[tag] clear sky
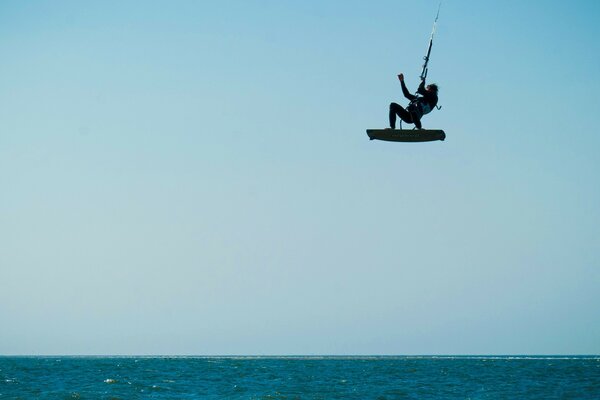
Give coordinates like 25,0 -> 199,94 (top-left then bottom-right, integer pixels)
1,0 -> 599,355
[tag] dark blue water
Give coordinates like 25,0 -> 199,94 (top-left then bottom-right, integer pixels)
1,356 -> 599,399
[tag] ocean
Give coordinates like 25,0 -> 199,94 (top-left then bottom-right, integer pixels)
1,356 -> 599,399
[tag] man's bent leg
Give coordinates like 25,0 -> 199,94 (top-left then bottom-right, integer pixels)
413,116 -> 422,129
389,102 -> 412,129
389,103 -> 398,128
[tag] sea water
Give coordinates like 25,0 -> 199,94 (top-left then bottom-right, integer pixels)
1,356 -> 599,399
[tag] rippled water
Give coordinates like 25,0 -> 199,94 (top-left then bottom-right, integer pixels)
1,356 -> 599,399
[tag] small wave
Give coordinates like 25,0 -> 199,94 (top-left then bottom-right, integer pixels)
104,378 -> 117,384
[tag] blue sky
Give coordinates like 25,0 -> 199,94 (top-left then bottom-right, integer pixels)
1,0 -> 599,355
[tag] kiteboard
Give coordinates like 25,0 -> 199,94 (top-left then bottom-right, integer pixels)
366,129 -> 445,142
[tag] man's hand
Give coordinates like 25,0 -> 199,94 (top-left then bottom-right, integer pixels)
398,73 -> 404,82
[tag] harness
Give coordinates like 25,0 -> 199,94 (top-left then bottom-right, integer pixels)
408,98 -> 433,121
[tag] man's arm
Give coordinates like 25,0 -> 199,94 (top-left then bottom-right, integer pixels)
398,74 -> 416,101
416,80 -> 427,95
417,79 -> 438,108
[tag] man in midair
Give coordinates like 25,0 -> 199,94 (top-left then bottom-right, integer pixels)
389,73 -> 439,130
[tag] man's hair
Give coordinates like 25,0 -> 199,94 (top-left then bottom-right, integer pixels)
428,83 -> 439,93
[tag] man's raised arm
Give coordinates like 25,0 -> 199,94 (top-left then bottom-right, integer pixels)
417,79 -> 427,95
398,73 -> 416,101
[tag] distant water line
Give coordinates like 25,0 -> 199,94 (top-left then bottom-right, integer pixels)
1,356 -> 599,399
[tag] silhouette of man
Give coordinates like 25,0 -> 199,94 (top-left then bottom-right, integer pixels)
389,73 -> 438,129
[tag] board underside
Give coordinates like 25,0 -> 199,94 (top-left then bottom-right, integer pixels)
366,129 -> 446,142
